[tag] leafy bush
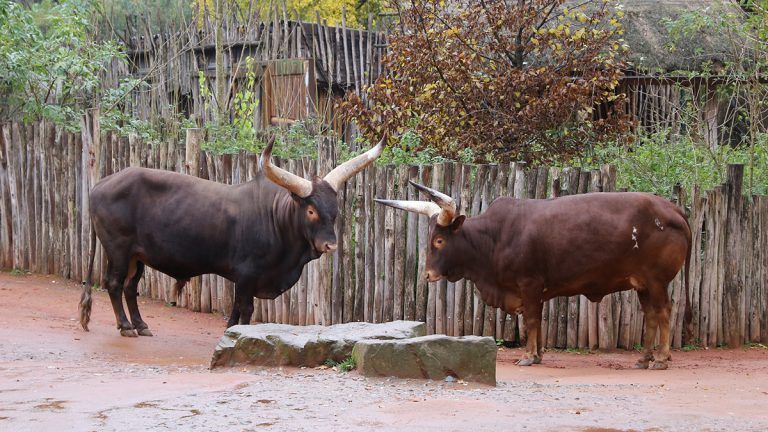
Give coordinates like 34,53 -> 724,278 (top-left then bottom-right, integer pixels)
0,0 -> 124,129
579,131 -> 768,197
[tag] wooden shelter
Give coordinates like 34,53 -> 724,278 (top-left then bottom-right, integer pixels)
119,9 -> 387,139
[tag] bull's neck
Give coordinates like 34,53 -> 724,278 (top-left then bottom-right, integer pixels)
456,216 -> 497,285
271,192 -> 304,239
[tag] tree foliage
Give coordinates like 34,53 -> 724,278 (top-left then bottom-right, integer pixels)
0,0 -> 123,130
191,0 -> 386,27
663,0 -> 768,194
340,0 -> 632,164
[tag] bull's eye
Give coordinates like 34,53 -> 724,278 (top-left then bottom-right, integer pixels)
306,206 -> 319,222
433,237 -> 445,249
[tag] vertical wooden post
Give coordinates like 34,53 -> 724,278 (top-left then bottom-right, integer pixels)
185,128 -> 203,312
513,162 -> 527,343
724,164 -> 744,348
403,165 -> 419,322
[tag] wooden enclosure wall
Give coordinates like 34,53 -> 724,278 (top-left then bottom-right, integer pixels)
1,118 -> 766,349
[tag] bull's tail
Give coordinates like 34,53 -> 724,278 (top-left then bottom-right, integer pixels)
79,227 -> 97,331
682,215 -> 693,344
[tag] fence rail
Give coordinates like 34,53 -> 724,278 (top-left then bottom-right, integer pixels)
1,117 -> 766,349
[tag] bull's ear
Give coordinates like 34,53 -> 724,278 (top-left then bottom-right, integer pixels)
450,215 -> 466,232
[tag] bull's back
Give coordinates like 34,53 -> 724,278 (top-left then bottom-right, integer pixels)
90,167 -> 238,279
491,192 -> 689,297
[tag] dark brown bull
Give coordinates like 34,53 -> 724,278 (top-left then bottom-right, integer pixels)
377,182 -> 692,369
79,138 -> 383,337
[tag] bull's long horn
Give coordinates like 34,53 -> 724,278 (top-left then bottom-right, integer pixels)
260,137 -> 313,198
409,181 -> 456,225
374,199 -> 441,219
323,138 -> 385,192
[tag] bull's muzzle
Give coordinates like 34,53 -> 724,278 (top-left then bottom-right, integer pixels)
322,242 -> 338,253
425,270 -> 441,282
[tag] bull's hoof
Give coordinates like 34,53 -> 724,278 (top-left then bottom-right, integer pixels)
137,328 -> 153,337
634,360 -> 650,369
516,357 -> 535,366
533,356 -> 542,365
120,329 -> 138,337
650,361 -> 668,370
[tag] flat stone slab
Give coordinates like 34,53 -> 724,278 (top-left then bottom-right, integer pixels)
352,335 -> 497,386
210,321 -> 426,369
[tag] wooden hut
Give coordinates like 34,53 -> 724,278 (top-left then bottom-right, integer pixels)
122,10 -> 387,139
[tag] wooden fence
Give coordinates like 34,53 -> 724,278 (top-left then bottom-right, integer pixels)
1,118 -> 766,349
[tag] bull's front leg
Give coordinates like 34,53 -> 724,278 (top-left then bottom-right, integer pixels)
226,295 -> 241,328
517,301 -> 544,366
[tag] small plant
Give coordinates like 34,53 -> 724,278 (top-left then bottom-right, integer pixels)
9,268 -> 26,276
681,343 -> 702,352
324,356 -> 356,373
633,343 -> 643,352
746,342 -> 768,350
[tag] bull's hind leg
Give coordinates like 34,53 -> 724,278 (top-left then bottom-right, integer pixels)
124,260 -> 152,336
650,290 -> 672,370
517,301 -> 544,366
103,262 -> 137,337
635,289 -> 656,368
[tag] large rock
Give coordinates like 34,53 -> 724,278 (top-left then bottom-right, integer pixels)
210,321 -> 426,369
352,335 -> 497,385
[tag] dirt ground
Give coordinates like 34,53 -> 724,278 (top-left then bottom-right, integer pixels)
1,273 -> 767,432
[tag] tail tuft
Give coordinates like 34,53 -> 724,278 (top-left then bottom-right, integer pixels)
79,281 -> 93,332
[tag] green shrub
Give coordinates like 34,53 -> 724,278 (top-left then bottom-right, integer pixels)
576,130 -> 768,197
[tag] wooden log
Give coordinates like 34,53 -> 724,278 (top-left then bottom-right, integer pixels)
383,166 -> 395,323
723,164 -> 744,347
342,172 -> 357,323
427,163 -> 444,333
444,162 -> 456,335
353,166 -> 366,322
455,164 -> 472,336
364,164 -> 376,322
415,166 -> 432,324
184,128 -> 203,312
330,157 -> 344,325
587,170 -> 602,349
597,165 -> 616,349
392,165 -> 408,321
462,164 -> 477,335
482,165 -> 498,337
471,165 -> 488,336
403,166 -> 419,321
512,162 -> 528,343
493,163 -> 511,340
373,165 -> 386,323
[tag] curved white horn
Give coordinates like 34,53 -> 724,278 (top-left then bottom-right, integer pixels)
409,181 -> 456,225
260,137 -> 313,198
374,199 -> 441,218
323,138 -> 385,191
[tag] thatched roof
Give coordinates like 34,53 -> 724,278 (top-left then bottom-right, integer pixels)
618,0 -> 740,74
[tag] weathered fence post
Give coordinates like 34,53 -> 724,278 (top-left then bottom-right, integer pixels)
184,128 -> 203,312
724,164 -> 744,348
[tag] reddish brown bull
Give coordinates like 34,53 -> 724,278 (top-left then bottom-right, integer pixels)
376,182 -> 692,369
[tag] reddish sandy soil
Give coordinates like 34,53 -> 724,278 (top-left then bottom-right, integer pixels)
1,272 -> 767,432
